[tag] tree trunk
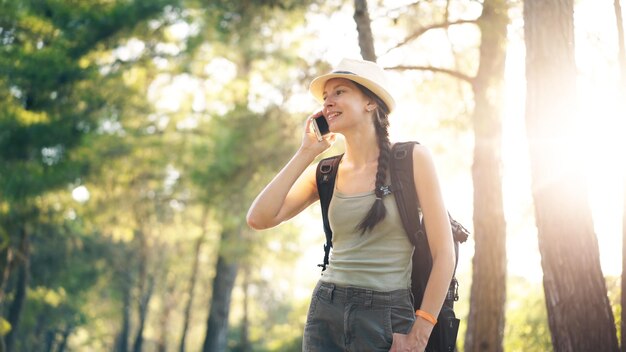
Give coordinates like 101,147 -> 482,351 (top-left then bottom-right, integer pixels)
615,1 -> 626,350
0,246 -> 13,352
56,326 -> 71,352
116,272 -> 132,352
202,252 -> 239,352
157,261 -> 176,352
179,212 -> 209,352
132,275 -> 155,352
464,1 -> 509,352
353,0 -> 376,61
524,0 -> 619,350
44,330 -> 54,352
240,265 -> 251,352
5,227 -> 29,352
0,247 -> 14,306
131,227 -> 154,352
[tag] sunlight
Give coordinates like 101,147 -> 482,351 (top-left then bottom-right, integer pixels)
575,0 -> 626,276
71,185 -> 90,203
581,91 -> 625,277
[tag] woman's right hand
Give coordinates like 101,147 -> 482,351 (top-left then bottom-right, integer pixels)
300,111 -> 336,157
247,112 -> 336,230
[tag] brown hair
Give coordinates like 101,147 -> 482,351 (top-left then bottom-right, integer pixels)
353,82 -> 391,234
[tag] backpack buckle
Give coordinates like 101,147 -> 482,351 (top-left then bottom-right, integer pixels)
320,164 -> 333,173
394,149 -> 408,159
447,278 -> 459,302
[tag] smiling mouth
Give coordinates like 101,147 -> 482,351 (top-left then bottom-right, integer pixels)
326,111 -> 341,120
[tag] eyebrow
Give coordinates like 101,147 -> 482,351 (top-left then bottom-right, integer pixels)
323,84 -> 351,97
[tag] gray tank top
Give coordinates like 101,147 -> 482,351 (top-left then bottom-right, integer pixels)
320,188 -> 414,291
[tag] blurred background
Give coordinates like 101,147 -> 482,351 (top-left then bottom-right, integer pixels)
0,0 -> 624,351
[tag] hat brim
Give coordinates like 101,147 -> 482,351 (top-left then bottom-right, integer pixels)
309,73 -> 396,113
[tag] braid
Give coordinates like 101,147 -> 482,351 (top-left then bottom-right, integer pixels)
356,92 -> 391,234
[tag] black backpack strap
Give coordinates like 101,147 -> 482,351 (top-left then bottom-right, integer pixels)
391,142 -> 468,351
315,154 -> 343,271
390,142 -> 433,308
389,142 -> 423,245
390,142 -> 464,308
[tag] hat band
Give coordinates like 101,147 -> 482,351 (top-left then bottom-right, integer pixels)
332,70 -> 356,75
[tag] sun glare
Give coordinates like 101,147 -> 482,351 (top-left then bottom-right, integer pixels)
581,92 -> 625,277
574,0 -> 626,276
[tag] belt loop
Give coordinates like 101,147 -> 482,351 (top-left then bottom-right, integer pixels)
330,284 -> 335,302
365,290 -> 373,307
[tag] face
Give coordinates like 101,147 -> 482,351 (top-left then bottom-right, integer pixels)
322,78 -> 376,132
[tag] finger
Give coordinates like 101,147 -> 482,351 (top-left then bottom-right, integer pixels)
310,110 -> 324,119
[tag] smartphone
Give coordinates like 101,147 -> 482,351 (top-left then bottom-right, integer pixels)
311,114 -> 330,142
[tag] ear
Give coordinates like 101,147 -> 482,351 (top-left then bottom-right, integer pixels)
365,102 -> 377,112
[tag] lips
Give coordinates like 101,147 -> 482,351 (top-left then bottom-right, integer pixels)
326,111 -> 341,121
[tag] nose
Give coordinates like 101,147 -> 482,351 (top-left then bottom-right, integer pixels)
323,96 -> 334,110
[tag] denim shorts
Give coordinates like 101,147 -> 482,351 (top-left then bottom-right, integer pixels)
303,281 -> 416,352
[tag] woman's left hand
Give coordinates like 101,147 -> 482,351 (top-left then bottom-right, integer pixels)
389,318 -> 432,352
389,333 -> 423,352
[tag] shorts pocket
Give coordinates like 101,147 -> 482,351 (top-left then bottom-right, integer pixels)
351,306 -> 393,351
390,302 -> 416,335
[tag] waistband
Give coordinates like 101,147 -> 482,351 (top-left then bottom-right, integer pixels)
315,281 -> 413,307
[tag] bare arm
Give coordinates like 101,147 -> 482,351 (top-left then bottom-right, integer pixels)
246,116 -> 336,230
411,145 -> 456,340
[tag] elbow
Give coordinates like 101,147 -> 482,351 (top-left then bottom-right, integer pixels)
246,213 -> 263,230
246,211 -> 273,230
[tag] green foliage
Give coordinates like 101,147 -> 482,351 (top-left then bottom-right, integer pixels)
606,276 -> 621,343
4,200 -> 114,350
1,1 -> 580,351
0,0 -> 178,201
0,318 -> 9,337
504,276 -> 552,351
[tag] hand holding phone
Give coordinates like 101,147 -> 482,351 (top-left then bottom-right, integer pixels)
311,113 -> 330,142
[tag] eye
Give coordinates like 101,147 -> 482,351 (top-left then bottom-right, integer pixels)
335,89 -> 345,96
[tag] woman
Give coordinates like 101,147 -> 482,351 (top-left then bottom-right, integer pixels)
247,58 -> 455,352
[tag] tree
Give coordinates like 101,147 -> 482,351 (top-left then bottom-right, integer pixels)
464,1 -> 508,351
615,0 -> 626,349
197,104 -> 301,352
524,0 -> 619,350
367,1 -> 509,348
171,2 -> 319,350
354,0 -> 376,61
0,0 -> 179,349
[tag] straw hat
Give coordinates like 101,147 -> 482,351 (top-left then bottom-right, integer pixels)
309,58 -> 396,113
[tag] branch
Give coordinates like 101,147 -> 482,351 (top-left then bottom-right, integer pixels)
381,19 -> 477,56
386,65 -> 475,85
374,0 -> 425,21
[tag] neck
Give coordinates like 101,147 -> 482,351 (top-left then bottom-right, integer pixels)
343,128 -> 380,167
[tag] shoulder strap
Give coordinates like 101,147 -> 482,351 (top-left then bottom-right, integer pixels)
315,154 -> 343,271
389,142 -> 423,246
390,141 -> 468,309
389,142 -> 433,308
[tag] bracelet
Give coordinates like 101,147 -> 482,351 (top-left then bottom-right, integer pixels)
415,310 -> 437,325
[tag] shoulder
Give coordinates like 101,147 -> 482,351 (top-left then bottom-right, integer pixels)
409,143 -> 437,181
389,141 -> 434,169
390,141 -> 433,165
410,143 -> 432,161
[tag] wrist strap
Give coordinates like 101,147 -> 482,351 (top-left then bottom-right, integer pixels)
415,309 -> 437,325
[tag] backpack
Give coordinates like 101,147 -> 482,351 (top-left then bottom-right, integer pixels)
315,141 -> 469,352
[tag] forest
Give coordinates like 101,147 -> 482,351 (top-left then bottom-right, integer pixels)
0,0 -> 625,351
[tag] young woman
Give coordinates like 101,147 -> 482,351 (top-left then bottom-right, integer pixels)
247,58 -> 455,352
